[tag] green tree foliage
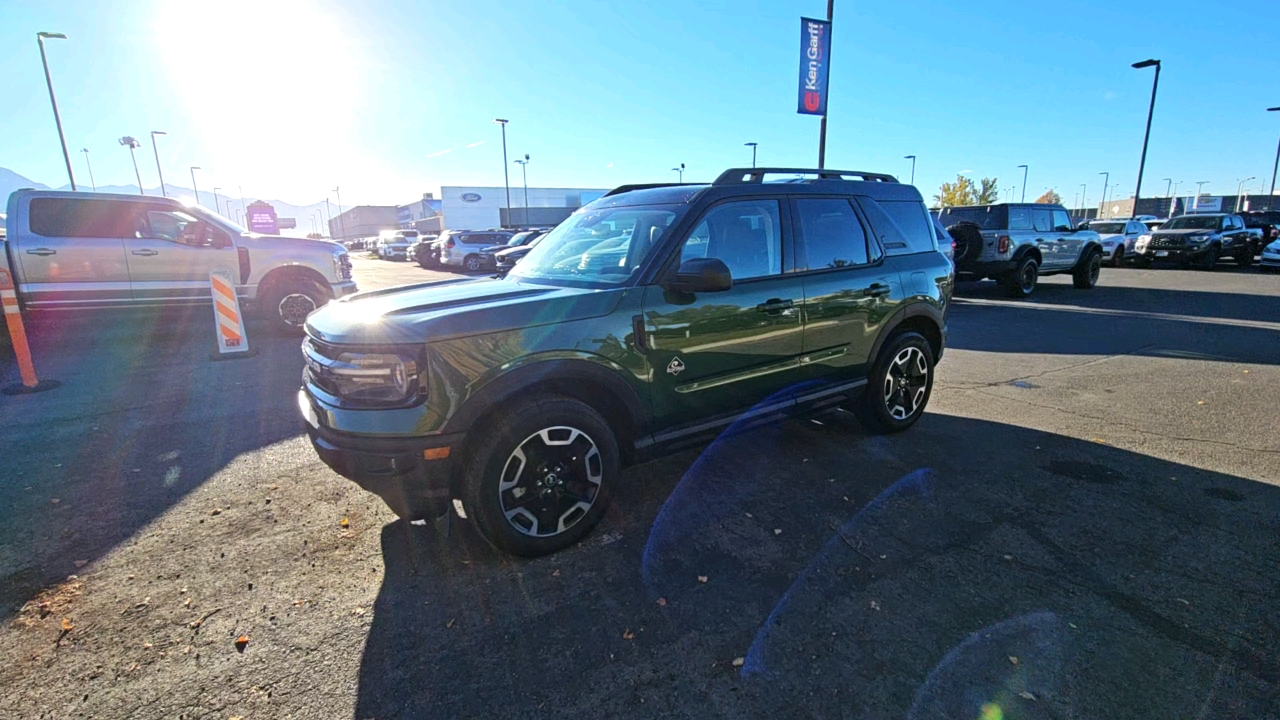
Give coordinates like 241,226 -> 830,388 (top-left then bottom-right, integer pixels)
935,174 -> 1000,206
1035,189 -> 1063,204
978,177 -> 1000,204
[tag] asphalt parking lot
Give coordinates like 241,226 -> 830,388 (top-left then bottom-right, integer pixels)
1,255 -> 1278,718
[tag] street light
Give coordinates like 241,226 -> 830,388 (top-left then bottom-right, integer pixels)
493,119 -> 511,227
80,148 -> 96,191
37,32 -> 75,191
1017,165 -> 1028,202
1131,59 -> 1162,220
1194,181 -> 1209,211
1162,178 -> 1173,198
1235,177 -> 1256,212
150,131 -> 168,197
513,154 -> 530,228
1098,172 -> 1110,216
745,142 -> 758,168
904,155 -> 916,185
212,187 -> 222,215
333,187 -> 347,240
672,163 -> 685,182
190,167 -> 202,207
119,136 -> 144,195
1267,107 -> 1280,211
1079,183 -> 1087,220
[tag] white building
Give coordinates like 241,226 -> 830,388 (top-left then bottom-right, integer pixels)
440,186 -> 609,231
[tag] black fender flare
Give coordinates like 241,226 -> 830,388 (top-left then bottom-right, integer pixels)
866,301 -> 947,366
1011,243 -> 1042,266
1074,241 -> 1104,269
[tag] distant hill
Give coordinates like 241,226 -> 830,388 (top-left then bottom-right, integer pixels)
1,167 -> 339,237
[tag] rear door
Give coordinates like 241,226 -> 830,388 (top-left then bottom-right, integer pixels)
123,205 -> 238,303
16,196 -> 133,308
643,198 -> 805,436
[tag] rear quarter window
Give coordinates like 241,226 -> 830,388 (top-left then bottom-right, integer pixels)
857,198 -> 935,256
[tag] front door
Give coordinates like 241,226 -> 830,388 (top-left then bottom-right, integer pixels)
643,198 -> 804,436
1051,208 -> 1083,266
123,205 -> 238,303
16,196 -> 133,308
1031,207 -> 1064,268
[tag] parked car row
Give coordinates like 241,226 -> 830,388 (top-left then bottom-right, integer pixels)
409,228 -> 552,273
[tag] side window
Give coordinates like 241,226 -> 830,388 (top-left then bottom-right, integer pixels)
878,200 -> 936,254
1032,209 -> 1053,232
679,200 -> 782,280
28,198 -> 135,238
1007,207 -> 1033,230
1051,209 -> 1072,232
141,208 -> 209,246
796,199 -> 869,270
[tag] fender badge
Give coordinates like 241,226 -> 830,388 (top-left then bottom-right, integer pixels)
667,357 -> 686,376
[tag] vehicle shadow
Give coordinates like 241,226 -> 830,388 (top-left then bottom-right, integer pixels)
949,280 -> 1280,365
354,411 -> 1280,718
0,305 -> 307,614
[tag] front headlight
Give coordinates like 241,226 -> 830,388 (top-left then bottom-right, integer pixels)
1186,235 -> 1208,245
304,341 -> 421,404
1135,235 -> 1151,251
333,250 -> 352,279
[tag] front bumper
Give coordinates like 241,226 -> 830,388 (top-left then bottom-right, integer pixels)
1135,245 -> 1208,261
300,390 -> 462,518
1260,253 -> 1280,267
331,280 -> 358,298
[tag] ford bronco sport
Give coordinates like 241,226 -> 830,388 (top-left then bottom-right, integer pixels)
300,167 -> 953,556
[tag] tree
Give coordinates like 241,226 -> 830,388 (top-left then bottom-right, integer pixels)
306,232 -> 324,239
977,177 -> 1000,204
1035,189 -> 1063,204
934,175 -> 976,207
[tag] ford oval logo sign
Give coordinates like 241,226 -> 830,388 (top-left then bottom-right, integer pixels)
460,192 -> 482,203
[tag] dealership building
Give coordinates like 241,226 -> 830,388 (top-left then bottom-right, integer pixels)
434,186 -> 609,231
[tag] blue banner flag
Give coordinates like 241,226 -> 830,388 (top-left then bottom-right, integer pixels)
797,17 -> 832,116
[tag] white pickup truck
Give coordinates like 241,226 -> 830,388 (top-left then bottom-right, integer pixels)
3,190 -> 356,331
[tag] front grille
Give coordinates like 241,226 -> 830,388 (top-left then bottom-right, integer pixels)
1148,236 -> 1185,249
302,338 -> 344,397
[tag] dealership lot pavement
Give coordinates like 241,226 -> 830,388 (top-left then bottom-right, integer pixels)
1,257 -> 1278,718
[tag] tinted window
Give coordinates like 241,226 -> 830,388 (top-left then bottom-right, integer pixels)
142,208 -> 208,246
878,200 -> 936,254
1163,216 -> 1221,230
681,200 -> 782,279
28,198 -> 136,238
938,205 -> 1007,231
1032,209 -> 1052,232
1051,210 -> 1072,232
796,199 -> 869,270
1090,222 -> 1126,234
1007,207 -> 1033,230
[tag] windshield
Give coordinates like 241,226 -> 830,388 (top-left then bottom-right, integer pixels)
509,204 -> 685,285
1163,215 -> 1222,230
1089,222 -> 1126,234
507,231 -> 536,246
937,205 -> 1007,231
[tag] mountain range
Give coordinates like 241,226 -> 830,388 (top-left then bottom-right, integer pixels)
0,167 -> 338,236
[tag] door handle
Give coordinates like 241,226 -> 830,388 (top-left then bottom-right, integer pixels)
864,283 -> 892,298
131,249 -> 159,256
756,298 -> 794,314
26,248 -> 56,256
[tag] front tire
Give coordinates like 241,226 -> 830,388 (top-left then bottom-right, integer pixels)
1073,249 -> 1103,289
1000,256 -> 1039,298
265,280 -> 326,334
1110,248 -> 1125,268
1197,245 -> 1220,271
851,331 -> 935,434
461,396 -> 619,557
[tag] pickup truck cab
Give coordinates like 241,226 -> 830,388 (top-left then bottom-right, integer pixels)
3,190 -> 356,331
1133,213 -> 1254,270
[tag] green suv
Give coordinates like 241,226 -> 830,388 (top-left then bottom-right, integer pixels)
300,168 -> 954,556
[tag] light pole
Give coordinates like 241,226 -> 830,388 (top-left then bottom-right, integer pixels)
745,142 -> 758,168
1162,178 -> 1173,197
119,137 -> 144,195
189,167 -> 202,207
1079,183 -> 1087,220
324,198 -> 333,237
1017,165 -> 1028,202
239,185 -> 247,227
1267,107 -> 1280,211
1131,59 -> 1162,220
80,148 -> 96,191
1235,177 -> 1255,212
212,187 -> 222,215
514,154 -> 530,228
493,118 -> 511,227
333,187 -> 347,241
904,155 -> 916,185
1098,172 -> 1110,216
1194,181 -> 1208,211
672,163 -> 685,182
150,131 -> 168,197
37,32 -> 75,191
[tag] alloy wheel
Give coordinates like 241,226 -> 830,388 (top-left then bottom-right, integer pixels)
466,256 -> 482,271
883,347 -> 929,421
278,293 -> 318,327
1089,253 -> 1102,283
498,426 -> 603,537
1019,261 -> 1037,294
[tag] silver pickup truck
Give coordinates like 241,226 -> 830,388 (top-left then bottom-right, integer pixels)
3,190 -> 356,331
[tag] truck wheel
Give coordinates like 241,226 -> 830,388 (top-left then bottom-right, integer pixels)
1197,245 -> 1219,271
850,331 -> 935,434
460,396 -> 619,557
1110,248 -> 1125,268
464,255 -> 484,272
1000,256 -> 1038,298
1073,249 -> 1103,289
266,280 -> 327,334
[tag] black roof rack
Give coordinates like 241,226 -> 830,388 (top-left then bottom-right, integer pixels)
712,167 -> 899,185
603,182 -> 699,198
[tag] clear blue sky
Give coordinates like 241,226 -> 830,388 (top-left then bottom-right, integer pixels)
2,0 -> 1278,208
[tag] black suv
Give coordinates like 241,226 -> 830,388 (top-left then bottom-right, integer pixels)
301,167 -> 953,556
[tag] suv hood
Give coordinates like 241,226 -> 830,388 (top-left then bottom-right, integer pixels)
239,234 -> 344,253
305,277 -> 626,345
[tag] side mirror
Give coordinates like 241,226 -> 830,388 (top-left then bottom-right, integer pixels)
668,257 -> 732,293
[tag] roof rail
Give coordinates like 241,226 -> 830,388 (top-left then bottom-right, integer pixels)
603,182 -> 698,198
712,167 -> 899,185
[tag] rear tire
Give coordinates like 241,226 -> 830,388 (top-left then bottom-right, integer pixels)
464,254 -> 484,272
460,396 -> 619,557
1073,249 -> 1103,289
850,331 -> 935,434
1000,256 -> 1039,298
